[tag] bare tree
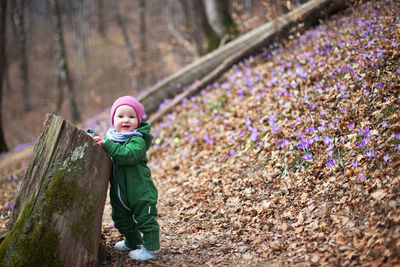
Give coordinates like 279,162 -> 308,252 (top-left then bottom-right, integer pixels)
166,0 -> 198,60
178,0 -> 218,55
203,0 -> 239,47
72,0 -> 90,60
0,0 -> 8,152
97,0 -> 106,39
112,0 -> 136,73
138,0 -> 147,88
2,52 -> 11,92
10,0 -> 32,111
48,0 -> 81,123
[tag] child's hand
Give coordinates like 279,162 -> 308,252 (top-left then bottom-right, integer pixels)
93,136 -> 105,146
86,129 -> 96,137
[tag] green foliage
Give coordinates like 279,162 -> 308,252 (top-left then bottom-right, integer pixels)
209,95 -> 229,112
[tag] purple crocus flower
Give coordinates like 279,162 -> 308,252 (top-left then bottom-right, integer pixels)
294,131 -> 302,137
362,126 -> 370,134
350,159 -> 358,168
302,153 -> 313,160
326,158 -> 336,168
323,136 -> 334,145
395,133 -> 400,140
280,139 -> 289,149
366,150 -> 376,158
269,114 -> 277,124
383,155 -> 389,162
298,138 -> 309,150
250,128 -> 258,142
271,124 -> 279,134
204,135 -> 213,144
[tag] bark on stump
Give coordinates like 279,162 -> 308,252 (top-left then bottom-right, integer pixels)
0,114 -> 111,267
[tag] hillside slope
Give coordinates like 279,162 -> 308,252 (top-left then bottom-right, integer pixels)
145,0 -> 400,265
1,0 -> 399,266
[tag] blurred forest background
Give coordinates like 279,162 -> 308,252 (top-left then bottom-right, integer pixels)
0,0 -> 308,151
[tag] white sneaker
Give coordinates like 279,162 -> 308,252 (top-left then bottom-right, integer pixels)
115,240 -> 133,252
128,245 -> 159,260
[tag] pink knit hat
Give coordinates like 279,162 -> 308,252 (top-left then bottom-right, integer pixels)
110,96 -> 145,126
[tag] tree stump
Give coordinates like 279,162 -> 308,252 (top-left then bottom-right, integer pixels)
0,114 -> 111,267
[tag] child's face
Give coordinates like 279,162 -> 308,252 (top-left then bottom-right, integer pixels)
113,105 -> 138,133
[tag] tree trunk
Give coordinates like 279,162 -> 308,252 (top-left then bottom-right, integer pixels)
73,0 -> 90,60
202,0 -> 239,52
138,0 -> 147,88
112,0 -> 136,82
55,75 -> 64,113
166,0 -> 198,61
203,0 -> 238,39
3,52 -> 11,92
0,114 -> 111,266
11,0 -> 31,111
137,0 -> 348,118
179,0 -> 206,55
0,0 -> 8,153
97,0 -> 106,39
49,0 -> 81,123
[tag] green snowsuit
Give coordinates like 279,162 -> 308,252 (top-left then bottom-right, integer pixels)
101,122 -> 160,251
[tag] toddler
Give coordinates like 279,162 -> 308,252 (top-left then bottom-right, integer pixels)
89,95 -> 160,261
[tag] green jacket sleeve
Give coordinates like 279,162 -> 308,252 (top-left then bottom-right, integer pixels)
102,137 -> 147,165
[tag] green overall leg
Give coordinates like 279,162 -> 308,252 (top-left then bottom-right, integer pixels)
110,194 -> 143,249
133,202 -> 160,251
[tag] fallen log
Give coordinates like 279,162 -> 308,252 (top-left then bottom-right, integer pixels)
139,0 -> 349,119
0,114 -> 111,267
148,46 -> 245,123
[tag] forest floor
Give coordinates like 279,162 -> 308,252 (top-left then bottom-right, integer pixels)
1,0 -> 400,266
